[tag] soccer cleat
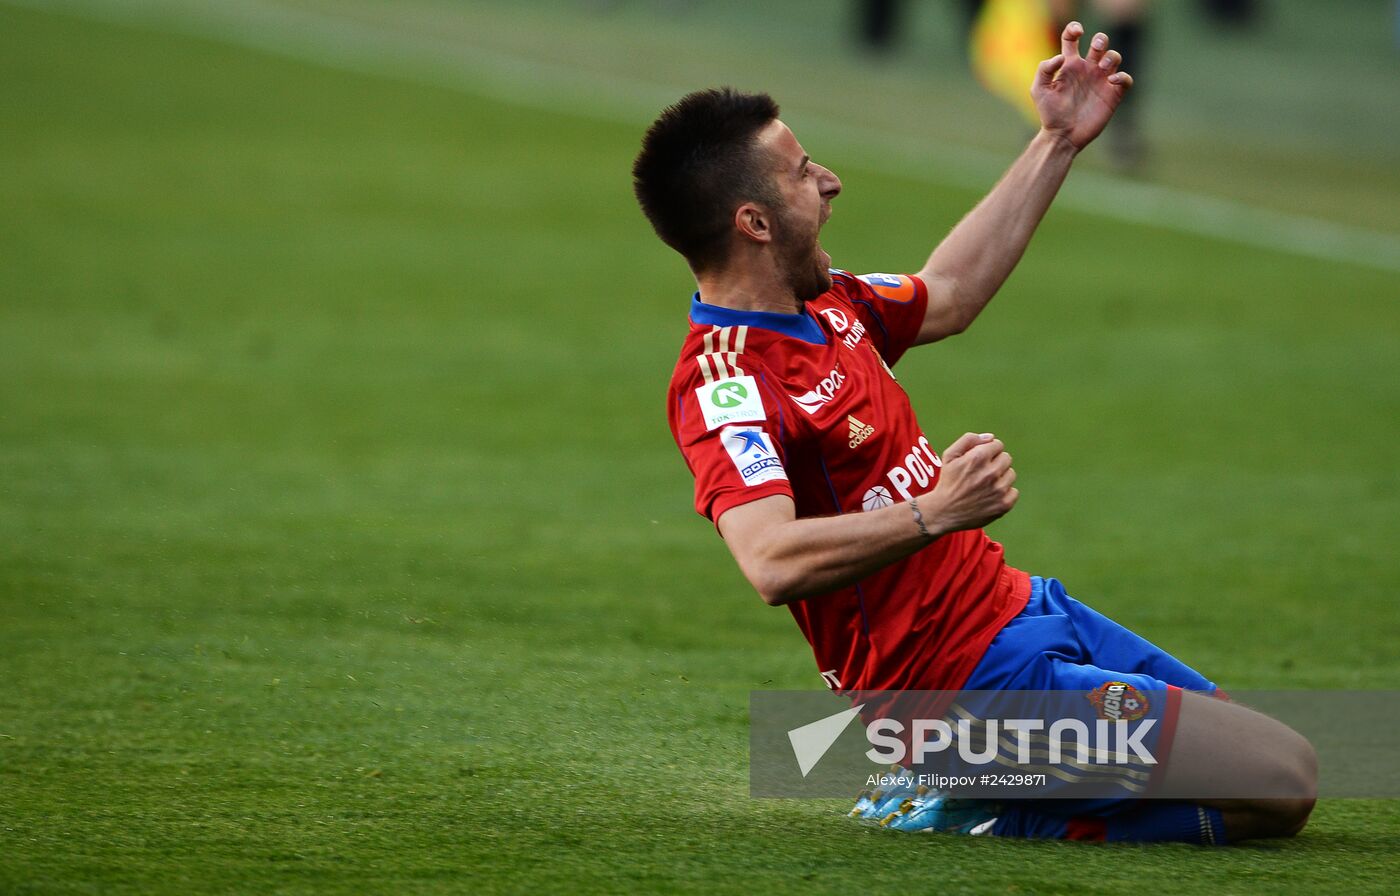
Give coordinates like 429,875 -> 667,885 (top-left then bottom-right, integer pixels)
852,777 -> 1001,835
878,796 -> 919,828
848,766 -> 1000,834
871,783 -> 928,819
850,766 -> 919,821
852,787 -> 902,821
882,795 -> 1001,834
849,790 -> 877,818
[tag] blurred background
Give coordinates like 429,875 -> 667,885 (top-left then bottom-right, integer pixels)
3,1 -> 1399,892
456,0 -> 1400,231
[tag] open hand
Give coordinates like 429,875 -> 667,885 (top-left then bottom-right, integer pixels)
1033,21 -> 1134,150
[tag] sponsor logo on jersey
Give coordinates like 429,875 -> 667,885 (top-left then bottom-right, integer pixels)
697,375 -> 766,431
1087,681 -> 1150,722
841,317 -> 867,350
880,435 -> 942,501
819,307 -> 849,332
858,273 -> 919,304
790,363 -> 847,415
847,415 -> 875,449
861,485 -> 894,511
817,305 -> 867,350
721,425 -> 788,486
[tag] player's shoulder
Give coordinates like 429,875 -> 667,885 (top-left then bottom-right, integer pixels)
668,299 -> 804,438
668,295 -> 811,391
668,345 -> 778,445
670,320 -> 766,392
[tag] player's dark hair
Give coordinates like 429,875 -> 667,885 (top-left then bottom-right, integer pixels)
632,88 -> 782,272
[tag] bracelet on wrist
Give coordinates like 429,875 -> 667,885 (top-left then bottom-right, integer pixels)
908,497 -> 932,539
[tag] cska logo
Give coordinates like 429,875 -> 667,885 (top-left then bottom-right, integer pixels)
1086,681 -> 1150,722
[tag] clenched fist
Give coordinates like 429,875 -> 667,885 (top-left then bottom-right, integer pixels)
924,432 -> 1019,535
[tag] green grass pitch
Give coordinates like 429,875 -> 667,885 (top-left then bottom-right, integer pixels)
2,1 -> 1399,893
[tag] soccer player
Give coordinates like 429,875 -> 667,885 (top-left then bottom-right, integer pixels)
632,23 -> 1315,844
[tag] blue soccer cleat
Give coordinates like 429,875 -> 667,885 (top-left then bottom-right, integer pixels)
850,767 -> 922,822
849,789 -> 879,819
850,770 -> 1001,834
880,793 -> 1001,834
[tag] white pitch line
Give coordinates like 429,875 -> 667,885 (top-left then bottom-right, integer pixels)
9,0 -> 1400,275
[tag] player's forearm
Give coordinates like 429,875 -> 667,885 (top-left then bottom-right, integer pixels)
727,441 -> 1016,606
916,130 -> 1077,341
745,500 -> 939,606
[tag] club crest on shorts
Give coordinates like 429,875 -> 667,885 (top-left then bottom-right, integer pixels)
1087,681 -> 1150,722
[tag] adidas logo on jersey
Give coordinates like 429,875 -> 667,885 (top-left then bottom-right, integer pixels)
848,415 -> 876,449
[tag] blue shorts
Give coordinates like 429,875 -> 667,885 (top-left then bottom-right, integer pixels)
944,576 -> 1220,824
962,575 -> 1217,695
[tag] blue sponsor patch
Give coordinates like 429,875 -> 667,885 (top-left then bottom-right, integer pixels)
859,273 -> 903,289
721,426 -> 788,486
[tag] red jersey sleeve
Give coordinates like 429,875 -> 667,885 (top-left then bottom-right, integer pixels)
668,363 -> 795,525
835,271 -> 928,366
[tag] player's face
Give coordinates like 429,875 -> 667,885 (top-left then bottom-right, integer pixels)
758,120 -> 842,302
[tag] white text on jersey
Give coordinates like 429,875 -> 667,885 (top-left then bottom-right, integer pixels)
883,435 -> 942,501
790,363 -> 847,415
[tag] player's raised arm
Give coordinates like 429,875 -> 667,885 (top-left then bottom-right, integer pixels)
914,21 -> 1132,345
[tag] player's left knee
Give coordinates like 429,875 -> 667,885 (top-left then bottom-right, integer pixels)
1251,733 -> 1317,838
1257,735 -> 1317,838
1265,726 -> 1317,802
1297,735 -> 1319,793
1231,794 -> 1315,841
1285,796 -> 1316,837
1267,795 -> 1316,838
1287,732 -> 1318,799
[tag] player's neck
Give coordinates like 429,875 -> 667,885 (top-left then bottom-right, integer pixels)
694,263 -> 803,316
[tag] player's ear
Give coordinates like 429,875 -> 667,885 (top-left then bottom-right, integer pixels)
734,202 -> 772,245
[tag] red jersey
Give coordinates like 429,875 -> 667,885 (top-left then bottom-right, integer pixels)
667,270 -> 1031,694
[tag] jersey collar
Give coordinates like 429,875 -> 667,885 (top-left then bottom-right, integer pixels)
689,294 -> 827,345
